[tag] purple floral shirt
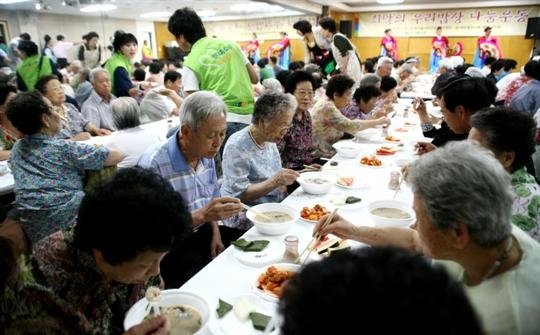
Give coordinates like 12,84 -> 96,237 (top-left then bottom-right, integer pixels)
0,230 -> 161,334
277,110 -> 314,169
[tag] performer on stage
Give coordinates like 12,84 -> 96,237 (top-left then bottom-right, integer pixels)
267,32 -> 291,69
243,32 -> 260,63
473,26 -> 502,68
429,26 -> 449,74
380,28 -> 398,61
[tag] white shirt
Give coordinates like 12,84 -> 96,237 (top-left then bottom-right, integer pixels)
52,40 -> 74,59
435,227 -> 540,335
105,127 -> 161,168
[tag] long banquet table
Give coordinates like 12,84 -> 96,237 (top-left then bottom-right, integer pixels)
178,99 -> 429,335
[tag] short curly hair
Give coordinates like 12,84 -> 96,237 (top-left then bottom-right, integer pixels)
74,167 -> 193,265
325,74 -> 355,100
6,90 -> 50,135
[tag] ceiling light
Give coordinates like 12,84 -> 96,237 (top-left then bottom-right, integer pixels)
35,1 -> 41,9
140,11 -> 171,19
0,0 -> 31,3
377,0 -> 404,3
80,3 -> 116,12
197,10 -> 216,17
230,3 -> 283,13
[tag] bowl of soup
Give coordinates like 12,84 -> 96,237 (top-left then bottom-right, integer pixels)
332,141 -> 363,159
124,289 -> 210,335
367,200 -> 415,228
297,172 -> 336,195
246,203 -> 299,235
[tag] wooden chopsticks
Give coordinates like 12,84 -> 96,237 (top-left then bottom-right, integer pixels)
298,164 -> 320,173
296,208 -> 338,265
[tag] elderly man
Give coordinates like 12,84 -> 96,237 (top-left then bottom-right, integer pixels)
168,7 -> 259,151
139,70 -> 183,123
81,68 -> 117,131
315,140 -> 540,334
375,56 -> 394,78
144,91 -> 242,288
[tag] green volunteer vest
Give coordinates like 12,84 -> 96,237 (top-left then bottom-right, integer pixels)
104,52 -> 132,95
17,55 -> 53,91
184,37 -> 254,115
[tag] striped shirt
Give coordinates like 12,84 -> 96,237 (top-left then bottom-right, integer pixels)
147,132 -> 220,228
81,90 -> 117,131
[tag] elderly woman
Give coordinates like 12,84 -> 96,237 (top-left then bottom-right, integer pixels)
469,107 -> 540,242
1,167 -> 192,334
105,97 -> 161,168
315,140 -> 540,334
105,30 -> 149,98
278,71 -> 318,170
35,75 -> 110,141
311,74 -> 389,158
6,91 -> 123,243
0,83 -> 21,161
221,92 -> 299,230
15,40 -> 60,91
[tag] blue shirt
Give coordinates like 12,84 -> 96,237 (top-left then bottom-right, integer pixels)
147,132 -> 220,228
509,79 -> 540,115
10,134 -> 109,242
56,103 -> 91,139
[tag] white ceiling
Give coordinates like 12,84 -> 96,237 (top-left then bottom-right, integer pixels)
0,0 -> 537,22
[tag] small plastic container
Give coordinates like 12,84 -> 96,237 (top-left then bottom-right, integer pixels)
388,171 -> 401,190
282,235 -> 299,263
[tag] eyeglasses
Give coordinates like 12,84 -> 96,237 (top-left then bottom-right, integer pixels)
294,90 -> 314,98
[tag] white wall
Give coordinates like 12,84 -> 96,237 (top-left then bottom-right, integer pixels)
0,10 -> 153,61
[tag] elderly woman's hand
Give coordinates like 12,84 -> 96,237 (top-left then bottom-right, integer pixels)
313,213 -> 355,241
272,168 -> 300,187
377,117 -> 391,127
71,132 -> 92,141
123,315 -> 170,335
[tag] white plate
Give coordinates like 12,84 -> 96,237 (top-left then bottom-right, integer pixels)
215,295 -> 278,335
233,240 -> 284,268
383,139 -> 402,144
124,290 -> 210,333
335,177 -> 369,189
298,216 -> 319,224
252,263 -> 301,303
359,161 -> 386,169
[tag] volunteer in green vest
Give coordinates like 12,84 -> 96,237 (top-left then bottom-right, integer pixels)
16,40 -> 61,92
168,7 -> 259,150
104,30 -> 149,98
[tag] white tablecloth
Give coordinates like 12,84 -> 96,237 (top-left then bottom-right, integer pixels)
179,111 -> 425,335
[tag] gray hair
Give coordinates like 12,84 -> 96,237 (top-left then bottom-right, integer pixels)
376,56 -> 394,69
360,73 -> 382,88
111,97 -> 141,129
399,64 -> 414,75
180,91 -> 227,132
252,91 -> 297,125
89,67 -> 109,83
262,78 -> 283,92
438,58 -> 454,70
407,140 -> 512,247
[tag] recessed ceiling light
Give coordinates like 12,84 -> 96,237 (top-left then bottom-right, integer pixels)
80,4 -> 117,12
140,11 -> 171,19
197,10 -> 216,17
377,0 -> 404,4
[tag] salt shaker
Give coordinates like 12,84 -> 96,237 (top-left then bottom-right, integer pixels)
388,171 -> 401,190
403,108 -> 409,118
282,235 -> 299,263
381,126 -> 389,139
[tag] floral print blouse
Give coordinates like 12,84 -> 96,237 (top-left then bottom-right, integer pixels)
10,134 -> 109,242
511,167 -> 540,242
0,123 -> 21,150
278,110 -> 314,169
311,98 -> 363,158
0,230 -> 161,334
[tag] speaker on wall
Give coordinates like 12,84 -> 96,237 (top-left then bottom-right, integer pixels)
525,17 -> 540,39
340,20 -> 353,38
